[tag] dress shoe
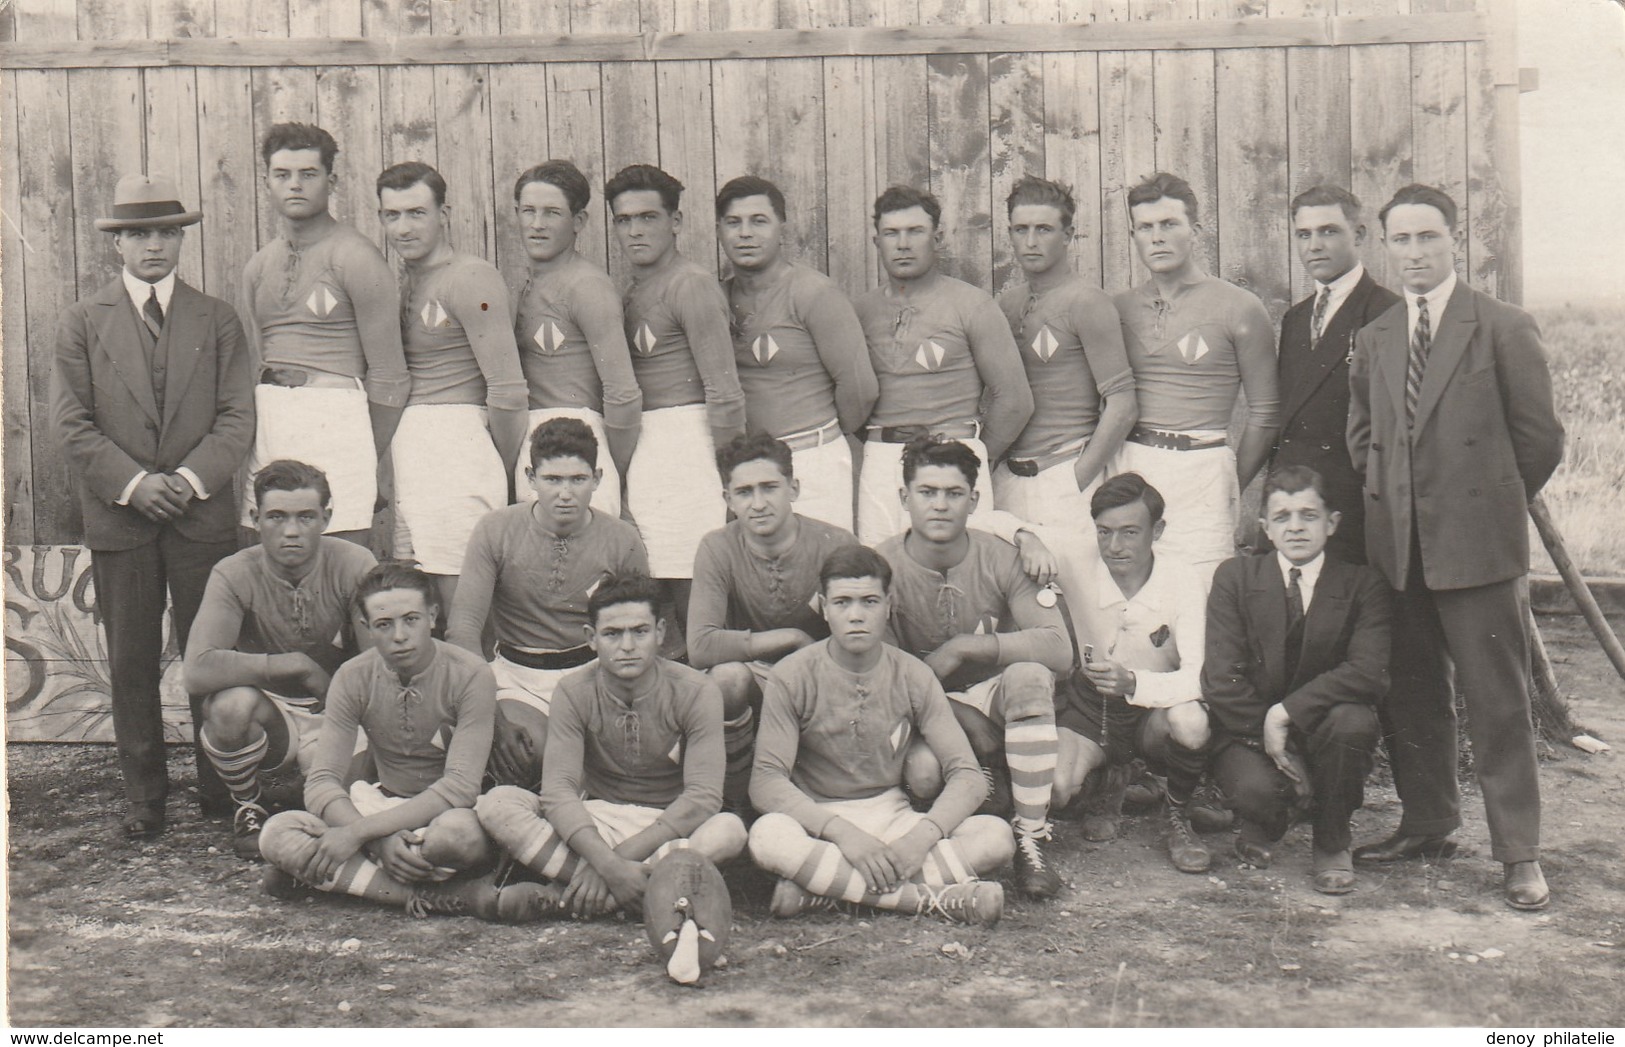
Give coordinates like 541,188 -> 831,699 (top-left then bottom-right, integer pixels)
1312,848 -> 1356,894
123,805 -> 166,840
1352,832 -> 1457,864
1233,819 -> 1274,868
1504,860 -> 1549,911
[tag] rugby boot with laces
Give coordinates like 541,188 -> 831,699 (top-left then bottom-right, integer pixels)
1164,800 -> 1214,874
769,878 -> 862,917
1081,764 -> 1129,842
262,865 -> 320,901
496,880 -> 567,922
1012,821 -> 1063,898
232,800 -> 270,860
1187,778 -> 1235,833
404,873 -> 502,920
1122,760 -> 1164,808
918,881 -> 1004,927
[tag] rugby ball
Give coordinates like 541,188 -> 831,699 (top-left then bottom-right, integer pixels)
642,850 -> 732,985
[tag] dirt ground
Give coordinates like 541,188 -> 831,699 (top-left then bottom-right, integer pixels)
6,613 -> 1625,1029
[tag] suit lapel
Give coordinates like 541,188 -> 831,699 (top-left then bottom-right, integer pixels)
1277,300 -> 1315,425
1296,559 -> 1352,686
1282,275 -> 1374,423
1412,282 -> 1476,432
90,279 -> 161,424
161,281 -> 208,430
1247,556 -> 1289,700
1370,306 -> 1409,423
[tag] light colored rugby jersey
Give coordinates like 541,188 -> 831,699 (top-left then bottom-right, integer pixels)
997,276 -> 1135,460
513,254 -> 643,439
401,254 -> 526,410
447,505 -> 648,654
240,225 -> 410,408
1112,274 -> 1278,432
621,253 -> 746,434
723,262 -> 877,437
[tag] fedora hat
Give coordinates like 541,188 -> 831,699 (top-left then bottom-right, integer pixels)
94,173 -> 203,231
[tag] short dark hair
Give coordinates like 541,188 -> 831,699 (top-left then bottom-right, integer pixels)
352,561 -> 440,621
1127,172 -> 1199,225
514,159 -> 591,214
901,435 -> 980,489
1006,175 -> 1075,228
1290,185 -> 1362,225
261,123 -> 338,175
819,544 -> 892,596
1263,464 -> 1332,509
253,459 -> 331,511
1090,471 -> 1165,524
376,161 -> 447,208
529,417 -> 599,470
873,185 -> 941,230
605,164 -> 683,214
1378,183 -> 1458,233
716,175 -> 786,222
587,570 -> 663,625
715,433 -> 794,486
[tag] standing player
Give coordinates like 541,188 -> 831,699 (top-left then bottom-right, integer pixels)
877,438 -> 1073,898
749,545 -> 1012,925
447,418 -> 648,791
476,572 -> 748,918
1113,172 -> 1279,577
510,160 -> 641,517
184,460 -> 377,858
378,161 -> 527,607
717,175 -> 877,531
240,123 -> 409,542
686,434 -> 859,804
609,164 -> 746,632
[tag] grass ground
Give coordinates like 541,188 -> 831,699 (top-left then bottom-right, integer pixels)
7,614 -> 1624,1028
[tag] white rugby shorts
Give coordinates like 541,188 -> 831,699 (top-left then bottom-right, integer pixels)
786,430 -> 855,534
625,404 -> 724,579
857,435 -> 997,548
490,653 -> 575,719
991,457 -> 1102,617
1110,437 -> 1237,577
243,382 -> 377,534
391,403 -> 507,576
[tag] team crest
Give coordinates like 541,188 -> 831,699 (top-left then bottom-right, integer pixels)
666,738 -> 684,764
751,334 -> 780,364
428,722 -> 454,752
306,285 -> 339,319
914,339 -> 946,371
532,320 -> 567,354
635,324 -> 658,356
1176,331 -> 1211,363
972,614 -> 1000,636
420,299 -> 451,329
889,719 -> 911,755
1029,326 -> 1060,363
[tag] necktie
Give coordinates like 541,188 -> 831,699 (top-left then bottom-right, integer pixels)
1406,295 -> 1431,423
1285,566 -> 1306,683
143,286 -> 165,339
1310,286 -> 1331,345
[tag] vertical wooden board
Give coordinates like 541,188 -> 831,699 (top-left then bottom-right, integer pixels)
641,0 -> 712,31
918,0 -> 987,24
143,68 -> 204,284
872,56 -> 928,191
927,53 -> 992,289
600,63 -> 660,285
196,68 -> 259,306
488,63 -> 551,290
214,0 -> 291,37
433,65 -> 497,262
1284,45 -> 1352,301
1097,51 -> 1154,292
571,0 -> 642,31
767,58 -> 827,272
1062,0 -> 1130,21
68,69 -> 144,295
989,0 -> 1059,19
711,60 -> 770,198
824,56 -> 879,294
314,66 -> 384,239
379,67 -> 438,168
77,0 -> 146,39
2,71 -> 34,543
1347,45 -> 1411,287
251,67 -> 319,246
655,61 -> 718,273
13,0 -> 79,41
1410,41 -> 1468,274
1152,50 -> 1218,276
1215,48 -> 1291,323
431,0 -> 501,34
546,64 -> 607,271
777,0 -> 851,27
988,51 -> 1045,295
498,0 -> 570,32
1463,40 -> 1505,299
289,0 -> 365,37
709,0 -> 776,28
1043,50 -> 1102,288
150,0 -> 215,37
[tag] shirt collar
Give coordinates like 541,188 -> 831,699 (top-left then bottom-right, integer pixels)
1410,269 -> 1456,316
1315,262 -> 1364,303
1094,555 -> 1165,611
122,267 -> 177,314
1276,551 -> 1325,593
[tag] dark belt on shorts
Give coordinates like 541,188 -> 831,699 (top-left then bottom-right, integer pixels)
497,642 -> 595,671
863,420 -> 980,444
1005,437 -> 1089,477
1125,425 -> 1227,452
259,366 -> 358,390
778,417 -> 841,452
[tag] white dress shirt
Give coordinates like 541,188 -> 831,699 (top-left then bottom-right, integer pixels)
1276,550 -> 1325,616
1310,262 -> 1365,337
115,266 -> 208,505
1404,269 -> 1457,345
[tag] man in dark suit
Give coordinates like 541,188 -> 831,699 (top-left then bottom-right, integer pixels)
1203,466 -> 1389,893
1271,186 -> 1400,565
1347,184 -> 1564,910
53,174 -> 256,838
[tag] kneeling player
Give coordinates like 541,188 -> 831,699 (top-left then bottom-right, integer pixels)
259,563 -> 550,920
749,546 -> 1013,926
183,460 -> 377,858
477,572 -> 747,918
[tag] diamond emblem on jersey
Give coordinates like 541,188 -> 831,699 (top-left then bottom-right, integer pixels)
532,320 -> 567,355
972,614 -> 1000,636
667,739 -> 683,764
420,299 -> 451,329
914,339 -> 946,371
306,285 -> 339,319
635,324 -> 658,356
1176,331 -> 1211,363
1030,325 -> 1060,363
429,723 -> 453,752
889,719 -> 911,755
751,334 -> 780,365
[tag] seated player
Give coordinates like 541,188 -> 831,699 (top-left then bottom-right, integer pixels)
258,562 -> 551,920
749,545 -> 1013,925
1203,466 -> 1389,893
184,460 -> 377,858
447,418 -> 648,790
1051,473 -> 1214,873
876,437 -> 1073,899
476,572 -> 748,918
687,434 -> 858,805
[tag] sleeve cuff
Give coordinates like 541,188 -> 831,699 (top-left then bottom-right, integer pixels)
116,470 -> 148,506
175,466 -> 208,500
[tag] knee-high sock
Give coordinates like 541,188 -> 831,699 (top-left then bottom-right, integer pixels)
200,727 -> 268,806
1005,715 -> 1058,832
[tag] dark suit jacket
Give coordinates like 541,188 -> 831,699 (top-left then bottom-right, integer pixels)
1272,270 -> 1400,562
1202,552 -> 1391,739
1347,281 -> 1564,591
52,276 -> 255,551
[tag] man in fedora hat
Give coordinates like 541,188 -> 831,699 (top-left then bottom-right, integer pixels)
53,172 -> 256,838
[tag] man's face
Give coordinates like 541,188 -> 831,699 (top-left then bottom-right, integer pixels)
252,486 -> 329,572
1129,196 -> 1198,275
610,189 -> 679,268
516,180 -> 582,264
1382,202 -> 1458,295
724,457 -> 798,540
378,181 -> 446,262
265,147 -> 333,221
1095,499 -> 1162,577
1262,486 -> 1339,566
901,462 -> 978,544
718,194 -> 784,273
820,575 -> 890,660
1293,203 -> 1364,285
114,227 -> 184,283
362,587 -> 437,678
526,453 -> 599,528
873,205 -> 940,281
587,600 -> 664,683
1008,203 -> 1072,278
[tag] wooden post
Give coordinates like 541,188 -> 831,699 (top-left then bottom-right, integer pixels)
1530,495 -> 1625,685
